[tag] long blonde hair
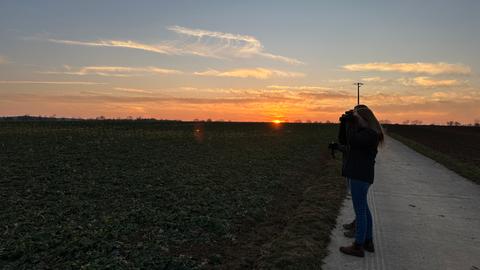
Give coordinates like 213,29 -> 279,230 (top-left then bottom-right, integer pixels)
354,104 -> 385,146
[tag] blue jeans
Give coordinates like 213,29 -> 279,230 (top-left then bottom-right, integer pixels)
349,178 -> 373,244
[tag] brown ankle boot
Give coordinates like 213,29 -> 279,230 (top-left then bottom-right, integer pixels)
339,242 -> 365,257
364,239 -> 375,253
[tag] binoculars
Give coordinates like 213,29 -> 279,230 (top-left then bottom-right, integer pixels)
339,110 -> 355,123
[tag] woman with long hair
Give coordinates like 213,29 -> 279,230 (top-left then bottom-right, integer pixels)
338,104 -> 385,257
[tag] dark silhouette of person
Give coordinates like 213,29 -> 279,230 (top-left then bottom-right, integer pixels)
333,104 -> 385,257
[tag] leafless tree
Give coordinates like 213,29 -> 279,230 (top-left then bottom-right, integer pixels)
474,119 -> 480,127
447,121 -> 462,126
411,120 -> 423,125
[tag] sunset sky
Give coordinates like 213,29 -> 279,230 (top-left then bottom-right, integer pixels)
1,0 -> 479,124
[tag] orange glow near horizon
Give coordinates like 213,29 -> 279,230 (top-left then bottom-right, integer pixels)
0,94 -> 478,125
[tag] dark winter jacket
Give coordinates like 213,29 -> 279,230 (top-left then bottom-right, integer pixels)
338,121 -> 379,184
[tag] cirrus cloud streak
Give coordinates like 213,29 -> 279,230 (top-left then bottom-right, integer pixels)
343,62 -> 471,75
41,66 -> 182,77
400,76 -> 461,87
0,80 -> 105,85
194,68 -> 305,79
46,25 -> 303,65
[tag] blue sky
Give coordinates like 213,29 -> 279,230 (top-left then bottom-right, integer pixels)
1,0 -> 479,123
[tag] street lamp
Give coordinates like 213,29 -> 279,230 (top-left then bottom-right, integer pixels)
353,82 -> 364,105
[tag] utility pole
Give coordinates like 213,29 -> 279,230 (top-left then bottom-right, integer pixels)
353,82 -> 364,105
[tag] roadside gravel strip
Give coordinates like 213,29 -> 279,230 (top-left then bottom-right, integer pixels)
323,136 -> 480,270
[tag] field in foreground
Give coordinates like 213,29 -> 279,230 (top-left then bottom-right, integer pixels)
384,124 -> 480,184
0,121 -> 345,269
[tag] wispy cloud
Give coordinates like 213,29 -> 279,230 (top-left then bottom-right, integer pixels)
298,90 -> 353,99
343,62 -> 471,75
361,77 -> 388,82
430,90 -> 480,101
46,26 -> 304,65
328,78 -> 353,83
0,55 -> 7,64
113,87 -> 153,94
179,86 -> 198,91
41,66 -> 182,77
398,76 -> 461,87
8,93 -> 287,105
47,39 -> 181,55
194,68 -> 305,79
167,25 -> 304,64
0,80 -> 105,85
267,85 -> 331,90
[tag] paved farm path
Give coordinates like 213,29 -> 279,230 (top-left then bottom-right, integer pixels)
323,136 -> 480,270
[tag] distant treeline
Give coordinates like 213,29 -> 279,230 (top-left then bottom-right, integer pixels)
380,119 -> 480,127
0,115 -> 312,123
1,115 -> 479,126
0,115 -> 181,122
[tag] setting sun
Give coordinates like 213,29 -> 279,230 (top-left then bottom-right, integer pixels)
272,120 -> 283,124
